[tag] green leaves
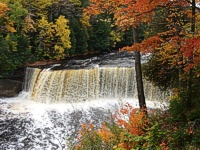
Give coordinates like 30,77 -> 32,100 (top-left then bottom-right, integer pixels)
8,2 -> 28,30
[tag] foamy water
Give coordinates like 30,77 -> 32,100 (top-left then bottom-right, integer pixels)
0,91 -> 167,150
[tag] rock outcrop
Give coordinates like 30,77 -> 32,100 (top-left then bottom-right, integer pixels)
0,79 -> 22,97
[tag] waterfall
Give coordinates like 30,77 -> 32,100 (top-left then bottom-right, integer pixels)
24,67 -> 170,103
0,65 -> 170,150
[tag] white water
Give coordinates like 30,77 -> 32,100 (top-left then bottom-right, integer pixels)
0,65 -> 170,150
0,91 -> 168,150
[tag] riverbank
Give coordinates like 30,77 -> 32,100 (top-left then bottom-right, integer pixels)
0,79 -> 22,97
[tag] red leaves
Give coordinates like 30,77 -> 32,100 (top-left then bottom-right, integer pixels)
115,103 -> 148,135
181,37 -> 200,58
181,36 -> 200,72
121,35 -> 163,53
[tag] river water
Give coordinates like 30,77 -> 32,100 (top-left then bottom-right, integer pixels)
0,52 -> 169,150
0,93 -> 167,150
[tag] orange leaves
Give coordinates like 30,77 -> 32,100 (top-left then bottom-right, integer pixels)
74,103 -> 178,150
75,103 -> 149,150
181,36 -> 200,73
0,3 -> 16,33
112,103 -> 149,149
75,122 -> 116,150
98,123 -> 115,143
114,0 -> 158,28
84,0 -> 171,29
0,3 -> 9,18
116,106 -> 148,135
146,33 -> 200,75
121,35 -> 163,53
84,0 -> 116,16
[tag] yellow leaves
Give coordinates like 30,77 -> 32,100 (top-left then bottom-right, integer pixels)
34,0 -> 55,17
54,15 -> 71,49
55,15 -> 69,28
55,16 -> 70,39
38,17 -> 54,38
110,30 -> 122,46
80,12 -> 91,27
195,14 -> 200,36
54,45 -> 65,60
38,17 -> 52,29
37,16 -> 71,60
6,24 -> 16,32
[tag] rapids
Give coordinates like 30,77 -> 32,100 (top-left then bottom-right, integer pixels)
0,94 -> 167,150
0,52 -> 170,149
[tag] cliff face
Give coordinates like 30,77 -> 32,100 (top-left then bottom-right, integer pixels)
0,79 -> 22,97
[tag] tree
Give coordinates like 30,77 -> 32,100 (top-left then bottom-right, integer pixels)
142,0 -> 200,89
84,0 -> 172,110
36,15 -> 71,60
88,16 -> 120,52
136,0 -> 200,122
0,2 -> 31,76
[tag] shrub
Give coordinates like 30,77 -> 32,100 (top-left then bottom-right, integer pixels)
73,100 -> 200,149
74,103 -> 169,150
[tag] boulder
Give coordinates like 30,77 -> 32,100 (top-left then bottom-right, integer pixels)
0,79 -> 22,97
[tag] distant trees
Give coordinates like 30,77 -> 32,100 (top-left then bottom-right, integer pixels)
36,15 -> 71,60
0,2 -> 31,76
0,0 -> 133,76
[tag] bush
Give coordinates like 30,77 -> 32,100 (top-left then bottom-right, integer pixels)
73,103 -> 169,150
72,101 -> 200,149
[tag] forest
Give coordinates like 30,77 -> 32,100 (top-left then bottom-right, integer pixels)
0,0 -> 200,149
0,0 -> 134,77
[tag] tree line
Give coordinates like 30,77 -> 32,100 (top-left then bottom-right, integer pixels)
0,0 -> 133,77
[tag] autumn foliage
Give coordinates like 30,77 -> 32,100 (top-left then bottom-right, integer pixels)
84,0 -> 200,76
74,101 -> 200,149
0,2 -> 9,17
75,103 -> 170,150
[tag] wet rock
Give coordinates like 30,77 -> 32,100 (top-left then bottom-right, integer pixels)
0,79 -> 22,97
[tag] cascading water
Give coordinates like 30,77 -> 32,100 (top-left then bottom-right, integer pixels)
24,67 -> 170,103
0,52 -> 170,150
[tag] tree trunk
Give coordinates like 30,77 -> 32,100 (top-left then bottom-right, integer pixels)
187,0 -> 196,102
133,27 -> 146,111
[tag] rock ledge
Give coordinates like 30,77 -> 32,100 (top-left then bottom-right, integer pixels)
0,79 -> 22,97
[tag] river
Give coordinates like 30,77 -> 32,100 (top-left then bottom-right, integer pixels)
0,52 -> 169,150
